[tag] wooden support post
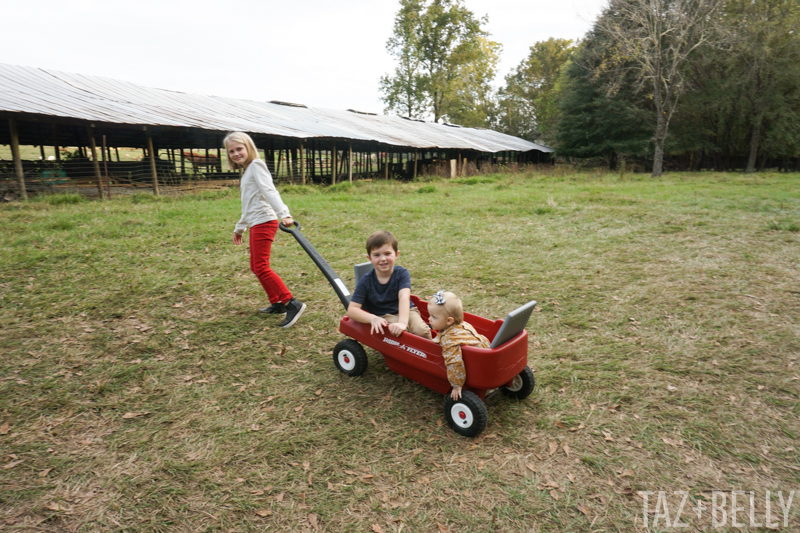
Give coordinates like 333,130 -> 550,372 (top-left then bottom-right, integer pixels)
52,124 -> 61,163
102,135 -> 111,199
384,150 -> 389,180
348,143 -> 353,182
300,141 -> 306,185
147,130 -> 160,196
9,119 -> 27,201
87,127 -> 104,199
414,151 -> 418,179
179,132 -> 186,175
332,143 -> 337,185
311,146 -> 316,182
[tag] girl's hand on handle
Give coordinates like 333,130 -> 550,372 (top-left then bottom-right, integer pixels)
281,216 -> 294,227
233,232 -> 243,245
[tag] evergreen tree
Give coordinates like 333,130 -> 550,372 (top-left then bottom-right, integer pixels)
725,0 -> 800,171
554,41 -> 652,169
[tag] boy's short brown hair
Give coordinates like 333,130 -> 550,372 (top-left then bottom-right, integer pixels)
366,230 -> 398,255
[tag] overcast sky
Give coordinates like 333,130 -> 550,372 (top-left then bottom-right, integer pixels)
1,0 -> 607,114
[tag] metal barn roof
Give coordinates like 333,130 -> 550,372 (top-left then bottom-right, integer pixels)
0,63 -> 551,153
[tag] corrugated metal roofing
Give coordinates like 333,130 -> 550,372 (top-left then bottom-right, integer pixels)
0,63 -> 551,153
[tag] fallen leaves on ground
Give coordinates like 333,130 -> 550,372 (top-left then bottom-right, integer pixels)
3,459 -> 24,469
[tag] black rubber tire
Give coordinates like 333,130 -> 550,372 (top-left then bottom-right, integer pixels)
500,366 -> 535,400
444,391 -> 488,438
333,339 -> 368,377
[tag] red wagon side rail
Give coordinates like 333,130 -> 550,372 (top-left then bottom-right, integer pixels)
338,297 -> 529,400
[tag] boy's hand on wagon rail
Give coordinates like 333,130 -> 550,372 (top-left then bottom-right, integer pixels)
388,321 -> 407,337
370,315 -> 388,335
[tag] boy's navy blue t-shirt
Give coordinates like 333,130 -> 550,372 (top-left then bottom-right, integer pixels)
350,265 -> 415,316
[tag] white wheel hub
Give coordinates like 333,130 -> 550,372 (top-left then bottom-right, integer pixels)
450,404 -> 474,428
338,350 -> 356,371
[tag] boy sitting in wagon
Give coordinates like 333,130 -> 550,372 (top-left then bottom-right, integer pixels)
346,230 -> 432,340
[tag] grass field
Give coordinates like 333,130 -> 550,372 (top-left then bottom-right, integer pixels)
1,170 -> 799,532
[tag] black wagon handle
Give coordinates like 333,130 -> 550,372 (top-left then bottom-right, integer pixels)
279,220 -> 301,233
279,219 -> 351,311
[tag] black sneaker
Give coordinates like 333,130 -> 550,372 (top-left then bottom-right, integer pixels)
280,298 -> 306,328
259,303 -> 287,314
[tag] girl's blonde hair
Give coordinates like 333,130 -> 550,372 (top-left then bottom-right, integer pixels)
223,131 -> 259,169
428,291 -> 464,324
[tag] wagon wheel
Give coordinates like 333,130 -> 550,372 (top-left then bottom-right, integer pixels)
500,366 -> 535,400
443,391 -> 488,438
333,339 -> 368,377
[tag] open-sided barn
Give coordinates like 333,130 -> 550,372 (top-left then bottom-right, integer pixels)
0,63 -> 552,199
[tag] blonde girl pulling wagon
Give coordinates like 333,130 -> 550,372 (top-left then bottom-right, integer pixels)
226,131 -> 306,328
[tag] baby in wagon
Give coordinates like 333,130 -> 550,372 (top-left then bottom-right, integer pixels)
427,290 -> 490,400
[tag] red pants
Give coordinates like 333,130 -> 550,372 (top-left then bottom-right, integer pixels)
249,221 -> 292,304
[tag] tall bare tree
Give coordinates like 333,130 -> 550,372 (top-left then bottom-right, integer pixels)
595,0 -> 724,177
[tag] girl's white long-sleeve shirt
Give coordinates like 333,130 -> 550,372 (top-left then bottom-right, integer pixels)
234,159 -> 290,234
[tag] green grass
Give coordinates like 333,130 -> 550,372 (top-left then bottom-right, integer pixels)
1,169 -> 799,532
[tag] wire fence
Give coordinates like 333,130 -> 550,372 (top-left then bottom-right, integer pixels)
1,146 -> 528,199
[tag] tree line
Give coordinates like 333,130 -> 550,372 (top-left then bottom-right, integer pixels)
379,0 -> 800,176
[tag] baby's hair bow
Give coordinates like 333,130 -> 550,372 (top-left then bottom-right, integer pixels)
433,290 -> 446,305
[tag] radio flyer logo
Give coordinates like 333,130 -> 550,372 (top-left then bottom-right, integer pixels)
382,337 -> 427,358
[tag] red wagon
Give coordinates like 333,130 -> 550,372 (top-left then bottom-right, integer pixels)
281,222 -> 536,437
